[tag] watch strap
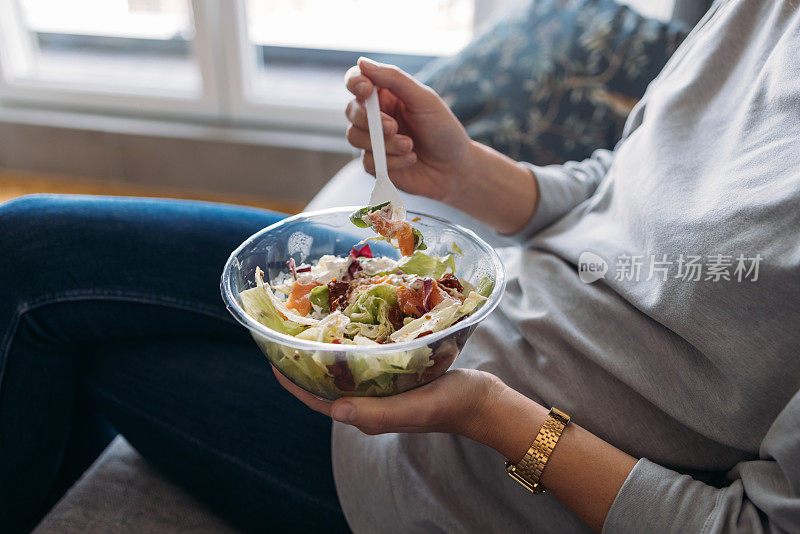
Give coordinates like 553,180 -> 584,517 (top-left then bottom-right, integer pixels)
505,407 -> 571,494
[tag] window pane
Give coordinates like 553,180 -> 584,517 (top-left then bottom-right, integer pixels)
243,0 -> 475,107
11,0 -> 200,95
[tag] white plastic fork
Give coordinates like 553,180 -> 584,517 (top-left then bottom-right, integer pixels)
365,85 -> 407,220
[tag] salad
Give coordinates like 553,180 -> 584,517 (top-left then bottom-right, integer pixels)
237,203 -> 493,397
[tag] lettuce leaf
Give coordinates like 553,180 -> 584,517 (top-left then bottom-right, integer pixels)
389,300 -> 461,342
250,267 -> 319,326
344,283 -> 398,325
389,291 -> 488,342
397,251 -> 448,278
239,286 -> 307,336
344,321 -> 392,341
412,226 -> 427,251
349,201 -> 390,228
476,276 -> 494,298
295,311 -> 352,344
442,254 -> 456,274
309,285 -> 330,313
458,290 -> 488,315
347,347 -> 434,393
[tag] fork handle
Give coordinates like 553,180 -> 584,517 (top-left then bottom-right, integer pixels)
365,87 -> 389,180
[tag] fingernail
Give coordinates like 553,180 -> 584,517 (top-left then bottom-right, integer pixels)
398,138 -> 412,151
355,82 -> 369,95
382,120 -> 394,134
359,56 -> 378,70
404,153 -> 417,163
332,403 -> 355,423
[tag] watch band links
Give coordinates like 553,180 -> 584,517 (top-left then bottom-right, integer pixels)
505,407 -> 571,494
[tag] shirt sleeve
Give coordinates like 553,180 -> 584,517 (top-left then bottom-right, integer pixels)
602,388 -> 800,534
513,148 -> 615,239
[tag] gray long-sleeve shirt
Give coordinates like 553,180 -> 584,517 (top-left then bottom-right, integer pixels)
330,1 -> 800,532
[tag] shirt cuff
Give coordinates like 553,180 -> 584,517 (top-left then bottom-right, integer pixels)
602,458 -> 723,534
512,163 -> 582,240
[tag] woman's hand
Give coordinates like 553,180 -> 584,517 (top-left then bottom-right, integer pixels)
273,364 -> 637,532
344,57 -> 473,203
344,58 -> 540,234
272,365 -> 504,439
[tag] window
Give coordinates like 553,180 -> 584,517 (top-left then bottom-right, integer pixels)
0,0 -> 499,132
243,0 -> 473,106
16,0 -> 199,94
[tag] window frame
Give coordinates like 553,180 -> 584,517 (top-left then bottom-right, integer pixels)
0,0 -> 483,134
0,0 -> 222,120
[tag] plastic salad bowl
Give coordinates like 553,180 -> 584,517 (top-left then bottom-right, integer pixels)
220,206 -> 506,400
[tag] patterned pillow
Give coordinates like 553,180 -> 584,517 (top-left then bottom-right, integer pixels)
416,0 -> 689,165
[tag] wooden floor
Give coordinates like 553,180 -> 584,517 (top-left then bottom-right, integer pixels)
0,168 -> 306,214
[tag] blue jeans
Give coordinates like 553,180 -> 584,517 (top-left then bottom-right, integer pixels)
0,195 -> 349,533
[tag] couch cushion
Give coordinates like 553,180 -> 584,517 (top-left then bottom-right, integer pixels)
417,0 -> 690,165
33,436 -> 242,534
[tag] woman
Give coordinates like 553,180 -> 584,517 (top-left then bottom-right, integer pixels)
2,1 -> 798,532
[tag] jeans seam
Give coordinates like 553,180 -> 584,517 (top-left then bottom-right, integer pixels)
0,289 -> 236,390
89,385 -> 341,514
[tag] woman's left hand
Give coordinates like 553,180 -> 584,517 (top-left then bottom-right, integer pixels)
271,366 -> 505,439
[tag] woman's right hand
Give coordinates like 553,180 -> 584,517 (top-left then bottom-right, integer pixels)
344,57 -> 473,203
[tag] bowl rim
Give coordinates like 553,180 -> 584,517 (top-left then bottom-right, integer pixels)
220,206 -> 506,354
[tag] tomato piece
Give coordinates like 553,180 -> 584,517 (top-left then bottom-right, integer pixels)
286,280 -> 321,316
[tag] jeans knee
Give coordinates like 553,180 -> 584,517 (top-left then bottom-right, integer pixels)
0,193 -> 62,223
0,194 -> 77,250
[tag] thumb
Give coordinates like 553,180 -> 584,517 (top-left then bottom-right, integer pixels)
330,391 -> 435,432
358,57 -> 438,112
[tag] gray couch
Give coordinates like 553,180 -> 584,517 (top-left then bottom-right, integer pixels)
32,437 -> 241,534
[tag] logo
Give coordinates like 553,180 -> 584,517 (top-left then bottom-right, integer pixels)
287,232 -> 313,262
578,251 -> 608,284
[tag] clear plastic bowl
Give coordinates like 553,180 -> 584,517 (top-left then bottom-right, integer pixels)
220,206 -> 506,400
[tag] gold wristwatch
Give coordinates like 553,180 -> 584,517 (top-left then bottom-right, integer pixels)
505,407 -> 571,494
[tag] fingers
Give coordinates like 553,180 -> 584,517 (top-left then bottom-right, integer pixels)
357,57 -> 437,111
344,65 -> 373,100
330,387 -> 437,434
345,99 -> 397,133
361,150 -> 417,175
346,125 -> 413,155
271,365 -> 332,416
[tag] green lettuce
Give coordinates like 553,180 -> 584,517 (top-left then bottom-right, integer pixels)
350,202 -> 426,252
295,311 -> 352,343
397,251 -> 448,278
309,285 -> 330,313
349,201 -> 390,228
476,276 -> 494,298
344,321 -> 392,341
442,254 -> 456,274
272,348 -> 343,398
412,227 -> 427,251
239,286 -> 307,336
344,283 -> 398,325
458,290 -> 488,315
348,347 -> 434,395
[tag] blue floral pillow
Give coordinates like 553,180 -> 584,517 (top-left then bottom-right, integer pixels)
416,0 -> 689,165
